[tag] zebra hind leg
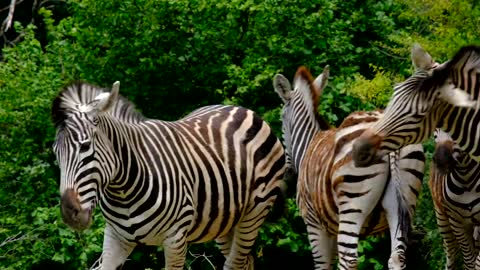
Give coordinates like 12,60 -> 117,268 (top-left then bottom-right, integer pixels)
304,220 -> 336,270
223,195 -> 278,270
474,250 -> 480,270
163,229 -> 189,270
223,217 -> 262,270
336,216 -> 366,270
216,230 -> 234,258
382,183 -> 409,270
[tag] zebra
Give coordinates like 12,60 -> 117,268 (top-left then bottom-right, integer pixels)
273,66 -> 425,270
351,44 -> 480,268
51,81 -> 286,270
352,44 -> 480,168
430,128 -> 480,269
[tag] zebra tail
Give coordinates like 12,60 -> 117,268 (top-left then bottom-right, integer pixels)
395,185 -> 412,246
267,168 -> 291,222
283,164 -> 298,197
394,179 -> 422,264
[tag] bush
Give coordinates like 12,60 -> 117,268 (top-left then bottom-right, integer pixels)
2,0 -> 478,269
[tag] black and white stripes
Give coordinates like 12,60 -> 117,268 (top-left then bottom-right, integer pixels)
274,66 -> 425,270
430,129 -> 480,269
52,81 -> 286,270
352,44 -> 480,269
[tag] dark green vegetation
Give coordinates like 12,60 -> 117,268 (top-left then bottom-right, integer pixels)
1,0 -> 479,269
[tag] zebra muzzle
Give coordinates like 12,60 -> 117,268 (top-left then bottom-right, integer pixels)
433,142 -> 455,174
352,131 -> 383,167
60,189 -> 92,231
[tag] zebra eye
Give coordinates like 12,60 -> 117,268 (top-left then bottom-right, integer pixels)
79,141 -> 91,153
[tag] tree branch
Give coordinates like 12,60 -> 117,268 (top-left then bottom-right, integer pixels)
1,0 -> 17,33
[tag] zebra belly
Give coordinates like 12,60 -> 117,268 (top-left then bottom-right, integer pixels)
186,199 -> 243,244
99,194 -> 196,246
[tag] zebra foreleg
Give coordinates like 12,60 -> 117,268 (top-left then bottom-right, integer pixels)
450,218 -> 476,269
435,213 -> 459,270
93,224 -> 135,270
304,220 -> 336,270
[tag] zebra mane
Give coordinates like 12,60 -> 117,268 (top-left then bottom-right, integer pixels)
52,81 -> 146,128
294,66 -> 330,130
419,45 -> 480,93
394,69 -> 429,93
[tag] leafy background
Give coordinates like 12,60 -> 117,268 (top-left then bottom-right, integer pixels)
0,0 -> 479,269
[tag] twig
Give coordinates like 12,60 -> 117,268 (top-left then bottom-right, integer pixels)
187,251 -> 216,270
0,232 -> 28,248
368,41 -> 409,61
1,0 -> 17,33
0,0 -> 23,12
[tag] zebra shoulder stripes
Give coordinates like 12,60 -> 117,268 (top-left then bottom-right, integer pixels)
352,44 -> 480,167
273,66 -> 425,270
51,81 -> 286,270
431,128 -> 480,269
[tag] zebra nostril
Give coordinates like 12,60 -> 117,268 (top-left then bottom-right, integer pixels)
61,189 -> 82,219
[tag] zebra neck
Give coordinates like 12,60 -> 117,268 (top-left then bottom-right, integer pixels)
97,117 -> 149,197
439,106 -> 480,160
290,119 -> 320,172
449,160 -> 480,186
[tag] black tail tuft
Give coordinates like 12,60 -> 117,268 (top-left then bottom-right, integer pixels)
405,227 -> 428,269
267,178 -> 288,222
396,188 -> 412,245
267,166 -> 295,222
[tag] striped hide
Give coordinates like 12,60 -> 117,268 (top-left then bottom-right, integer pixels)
274,66 -> 425,270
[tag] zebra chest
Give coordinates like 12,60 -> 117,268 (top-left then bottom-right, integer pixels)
444,188 -> 480,220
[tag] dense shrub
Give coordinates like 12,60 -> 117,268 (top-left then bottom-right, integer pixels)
1,0 -> 478,269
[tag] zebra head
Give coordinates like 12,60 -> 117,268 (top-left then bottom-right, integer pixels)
273,65 -> 330,173
352,45 -> 480,167
432,128 -> 462,174
52,81 -> 121,231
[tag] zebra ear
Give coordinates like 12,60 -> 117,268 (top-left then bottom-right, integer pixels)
273,74 -> 292,103
438,83 -> 476,108
89,81 -> 120,112
313,65 -> 329,97
411,43 -> 435,70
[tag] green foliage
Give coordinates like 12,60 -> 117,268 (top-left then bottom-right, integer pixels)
344,66 -> 402,109
1,0 -> 479,269
255,199 -> 312,269
318,78 -> 375,125
393,0 -> 480,61
0,11 -> 104,270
